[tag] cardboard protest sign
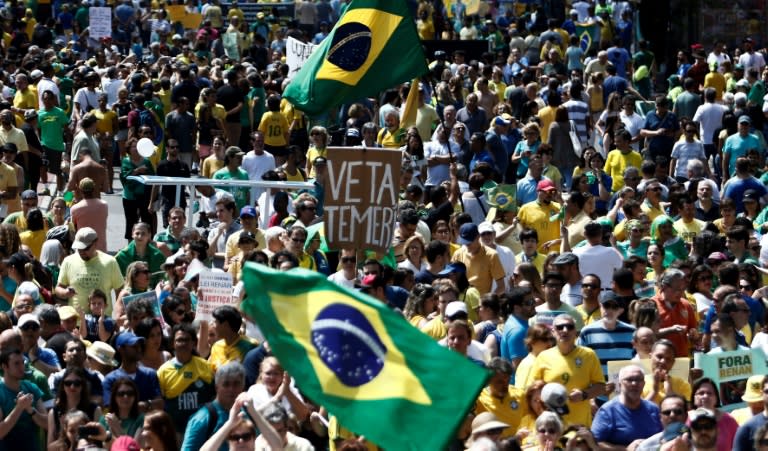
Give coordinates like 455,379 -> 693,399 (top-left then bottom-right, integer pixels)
197,270 -> 234,322
89,7 -> 112,40
695,349 -> 768,411
286,36 -> 317,77
323,147 -> 401,254
122,291 -> 163,326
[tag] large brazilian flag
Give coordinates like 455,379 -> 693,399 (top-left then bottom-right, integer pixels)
283,0 -> 429,116
241,263 -> 489,450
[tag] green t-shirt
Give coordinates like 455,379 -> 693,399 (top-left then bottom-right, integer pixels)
247,86 -> 265,129
120,156 -> 155,200
38,107 -> 70,151
213,167 -> 249,211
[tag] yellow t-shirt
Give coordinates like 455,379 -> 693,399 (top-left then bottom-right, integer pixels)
201,155 -> 225,179
208,336 -> 258,372
306,146 -> 327,178
704,72 -> 726,101
377,127 -> 403,149
475,386 -> 527,437
93,109 -> 118,135
514,353 -> 536,389
158,355 -> 214,399
576,303 -> 602,326
258,110 -> 289,147
518,201 -> 562,253
673,218 -> 706,245
537,106 -> 557,142
641,200 -> 665,222
225,229 -> 266,261
604,149 -> 643,192
641,374 -> 692,405
195,102 -> 226,123
515,253 -> 546,275
531,346 -> 605,427
13,88 -> 37,124
20,229 -> 46,259
451,244 -> 506,295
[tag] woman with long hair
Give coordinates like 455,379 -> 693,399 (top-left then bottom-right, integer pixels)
47,368 -> 102,446
114,261 -> 153,323
196,102 -> 225,163
48,410 -> 89,451
46,197 -> 68,227
99,378 -> 144,441
547,105 -> 579,189
200,135 -> 227,179
135,317 -> 171,369
514,324 -> 556,389
645,243 -> 666,283
400,126 -> 426,181
141,411 -> 179,451
512,122 -> 541,180
403,283 -> 437,328
689,264 -> 715,316
515,262 -> 544,304
518,381 -> 548,446
115,222 -> 165,286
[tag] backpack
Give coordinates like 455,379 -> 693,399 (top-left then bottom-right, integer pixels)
138,108 -> 163,145
205,402 -> 218,438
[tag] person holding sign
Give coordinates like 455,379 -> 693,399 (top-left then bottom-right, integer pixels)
641,339 -> 692,406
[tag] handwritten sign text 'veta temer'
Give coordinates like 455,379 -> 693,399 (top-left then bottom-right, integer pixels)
326,160 -> 397,205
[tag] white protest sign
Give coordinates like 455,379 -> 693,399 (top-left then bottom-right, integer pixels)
197,270 -> 234,322
286,36 -> 317,76
89,7 -> 113,40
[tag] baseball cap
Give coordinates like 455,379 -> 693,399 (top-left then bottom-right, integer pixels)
458,223 -> 479,245
707,251 -> 729,261
690,408 -> 716,426
17,313 -> 40,329
744,189 -> 760,202
20,189 -> 37,200
313,156 -> 328,166
445,301 -> 468,320
72,227 -> 98,250
599,291 -> 619,306
238,230 -> 256,244
345,128 -> 361,138
553,252 -> 579,266
537,179 -> 557,192
737,79 -> 751,89
240,206 -> 258,218
478,221 -> 494,234
30,69 -> 42,79
357,273 -> 385,290
541,382 -> 570,416
493,115 -> 510,126
742,375 -> 765,403
23,110 -> 37,120
115,332 -> 145,348
437,262 -> 467,276
111,436 -> 140,451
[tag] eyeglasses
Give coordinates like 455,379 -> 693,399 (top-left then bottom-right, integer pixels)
341,256 -> 356,263
20,323 -> 40,331
63,379 -> 83,388
661,408 -> 684,416
554,323 -> 575,331
538,428 -> 557,434
228,432 -> 254,442
581,283 -> 598,289
115,390 -> 135,397
15,303 -> 34,311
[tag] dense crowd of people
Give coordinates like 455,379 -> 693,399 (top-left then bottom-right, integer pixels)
2,0 -> 768,450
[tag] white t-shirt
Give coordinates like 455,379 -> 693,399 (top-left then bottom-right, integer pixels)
242,150 -> 276,201
327,270 -> 357,290
573,244 -> 623,289
489,244 -> 516,293
692,102 -> 728,145
619,111 -> 645,150
247,381 -> 304,417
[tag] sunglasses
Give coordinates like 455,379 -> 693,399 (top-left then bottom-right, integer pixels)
341,256 -> 356,263
661,408 -> 684,416
229,432 -> 254,442
554,323 -> 575,331
691,421 -> 716,431
116,390 -> 135,398
63,379 -> 83,388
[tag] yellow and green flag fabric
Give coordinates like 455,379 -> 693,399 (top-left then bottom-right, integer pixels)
283,0 -> 428,117
241,263 -> 489,450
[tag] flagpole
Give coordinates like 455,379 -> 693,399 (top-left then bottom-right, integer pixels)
428,78 -> 464,212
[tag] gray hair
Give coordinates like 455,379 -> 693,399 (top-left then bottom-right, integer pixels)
215,361 -> 246,386
618,364 -> 645,380
623,166 -> 640,177
659,268 -> 686,288
534,411 -> 563,434
687,159 -> 704,176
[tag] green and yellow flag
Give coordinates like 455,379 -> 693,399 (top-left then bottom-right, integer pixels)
283,0 -> 428,116
241,263 -> 489,450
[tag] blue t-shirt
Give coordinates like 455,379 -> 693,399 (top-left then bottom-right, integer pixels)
734,410 -> 768,451
577,320 -> 636,376
607,47 -> 631,77
500,314 -> 528,362
592,398 -> 662,446
102,366 -> 161,405
722,133 -> 760,177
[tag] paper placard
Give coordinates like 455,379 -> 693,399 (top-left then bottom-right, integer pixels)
286,36 -> 317,76
197,270 -> 234,322
89,7 -> 112,40
122,290 -> 163,326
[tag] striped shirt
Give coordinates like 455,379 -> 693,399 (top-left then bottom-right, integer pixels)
577,319 -> 636,376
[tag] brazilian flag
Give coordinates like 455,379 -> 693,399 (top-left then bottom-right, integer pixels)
241,263 -> 489,450
283,0 -> 428,116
